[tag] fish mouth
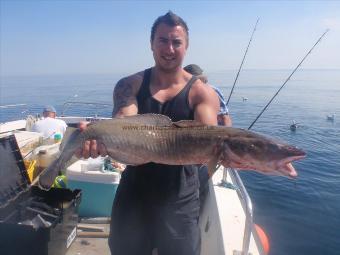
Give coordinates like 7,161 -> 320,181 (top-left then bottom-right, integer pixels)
277,155 -> 306,177
220,150 -> 306,178
279,163 -> 298,178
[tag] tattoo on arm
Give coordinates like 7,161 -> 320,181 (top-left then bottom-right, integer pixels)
112,78 -> 134,117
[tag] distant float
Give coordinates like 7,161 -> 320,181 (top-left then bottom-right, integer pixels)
326,114 -> 335,121
290,120 -> 299,131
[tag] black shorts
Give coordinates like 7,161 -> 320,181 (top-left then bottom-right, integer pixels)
198,165 -> 209,214
108,166 -> 201,255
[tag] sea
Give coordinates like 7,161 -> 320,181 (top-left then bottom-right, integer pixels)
1,69 -> 339,255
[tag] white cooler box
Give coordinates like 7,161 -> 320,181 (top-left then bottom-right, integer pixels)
66,158 -> 120,217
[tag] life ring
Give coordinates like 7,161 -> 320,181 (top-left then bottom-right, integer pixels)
255,224 -> 270,255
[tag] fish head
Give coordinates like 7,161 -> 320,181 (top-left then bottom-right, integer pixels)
220,133 -> 306,177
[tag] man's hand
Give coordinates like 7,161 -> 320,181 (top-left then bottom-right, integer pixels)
218,114 -> 232,127
74,121 -> 108,159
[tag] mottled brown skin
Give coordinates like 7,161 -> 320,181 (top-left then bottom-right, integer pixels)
39,114 -> 306,190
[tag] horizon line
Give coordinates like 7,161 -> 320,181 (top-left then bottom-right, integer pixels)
1,68 -> 340,78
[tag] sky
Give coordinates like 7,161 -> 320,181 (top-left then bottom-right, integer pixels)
1,1 -> 340,76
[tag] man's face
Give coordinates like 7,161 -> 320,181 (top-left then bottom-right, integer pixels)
151,23 -> 188,72
43,111 -> 56,118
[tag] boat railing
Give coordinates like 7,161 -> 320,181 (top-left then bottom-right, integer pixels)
222,168 -> 254,255
61,101 -> 113,116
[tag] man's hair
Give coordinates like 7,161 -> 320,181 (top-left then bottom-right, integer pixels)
184,64 -> 203,76
151,11 -> 189,42
184,64 -> 208,83
43,105 -> 56,113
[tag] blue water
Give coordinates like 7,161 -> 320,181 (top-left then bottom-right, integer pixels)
1,69 -> 339,255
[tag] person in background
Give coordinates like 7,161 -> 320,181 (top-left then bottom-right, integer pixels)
31,105 -> 67,139
184,64 -> 232,127
77,11 -> 219,255
184,64 -> 232,213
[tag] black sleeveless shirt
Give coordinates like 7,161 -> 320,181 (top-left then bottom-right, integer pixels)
137,68 -> 196,121
123,68 -> 200,203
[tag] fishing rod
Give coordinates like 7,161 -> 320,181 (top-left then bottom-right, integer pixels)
217,29 -> 329,177
226,18 -> 259,106
247,29 -> 329,130
215,19 -> 259,175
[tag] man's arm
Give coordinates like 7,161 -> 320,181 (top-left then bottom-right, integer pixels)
77,73 -> 142,158
112,76 -> 140,117
190,80 -> 220,125
220,114 -> 232,127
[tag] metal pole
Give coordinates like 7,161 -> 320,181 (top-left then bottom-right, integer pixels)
226,18 -> 260,106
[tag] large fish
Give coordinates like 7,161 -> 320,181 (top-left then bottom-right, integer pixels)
38,114 -> 306,190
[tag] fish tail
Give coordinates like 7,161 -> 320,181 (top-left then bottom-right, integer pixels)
38,158 -> 62,190
38,127 -> 82,190
60,127 -> 81,151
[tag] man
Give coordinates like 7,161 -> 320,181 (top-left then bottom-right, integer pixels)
78,11 -> 219,255
31,105 -> 67,139
214,86 -> 232,126
183,64 -> 232,211
184,64 -> 232,127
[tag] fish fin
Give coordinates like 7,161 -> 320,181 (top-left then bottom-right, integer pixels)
60,127 -> 81,151
173,120 -> 207,128
207,155 -> 220,178
114,114 -> 173,126
38,148 -> 74,190
38,159 -> 59,190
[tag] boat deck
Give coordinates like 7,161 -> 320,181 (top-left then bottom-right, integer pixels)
66,223 -> 110,255
205,168 -> 261,254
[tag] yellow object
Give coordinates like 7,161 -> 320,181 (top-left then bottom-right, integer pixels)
25,159 -> 37,183
52,175 -> 67,188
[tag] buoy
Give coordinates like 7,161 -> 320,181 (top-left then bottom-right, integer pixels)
290,123 -> 297,131
255,224 -> 270,255
327,114 -> 335,121
290,120 -> 299,131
